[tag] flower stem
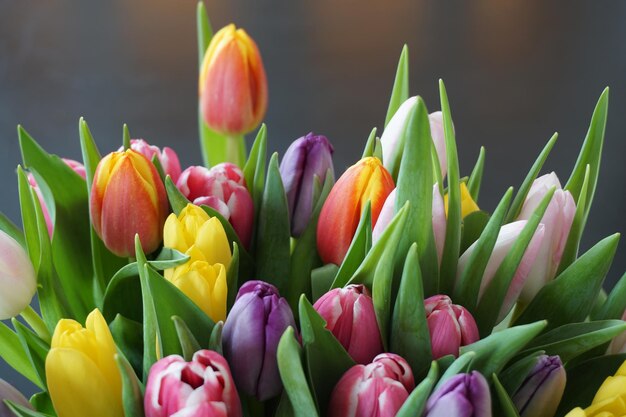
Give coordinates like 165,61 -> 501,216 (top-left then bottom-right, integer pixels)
20,305 -> 51,343
225,134 -> 246,167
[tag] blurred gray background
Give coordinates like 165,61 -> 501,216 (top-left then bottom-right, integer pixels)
1,0 -> 625,396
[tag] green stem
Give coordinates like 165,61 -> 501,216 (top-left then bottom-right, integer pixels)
225,134 -> 246,167
20,305 -> 51,343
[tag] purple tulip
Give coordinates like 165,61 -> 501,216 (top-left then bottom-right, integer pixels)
512,355 -> 566,417
0,379 -> 32,417
424,371 -> 492,417
222,280 -> 296,401
279,132 -> 334,237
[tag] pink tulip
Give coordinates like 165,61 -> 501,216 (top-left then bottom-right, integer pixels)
457,221 -> 545,322
177,163 -> 254,248
313,285 -> 384,364
119,139 -> 182,183
144,350 -> 242,417
28,158 -> 86,237
425,295 -> 479,359
328,353 -> 415,417
516,173 -> 576,304
372,184 -> 447,263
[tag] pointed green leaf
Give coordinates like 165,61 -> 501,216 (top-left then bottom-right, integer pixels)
4,402 -> 52,417
123,124 -> 131,150
434,351 -> 476,391
361,127 -> 378,158
165,176 -> 191,215
0,211 -> 24,247
12,320 -> 49,390
115,353 -> 145,417
384,45 -> 409,127
227,243 -> 240,309
467,147 -> 485,201
492,374 -> 522,417
243,123 -> 267,215
331,203 -> 372,289
209,321 -> 224,355
593,272 -> 626,321
396,361 -> 439,417
311,264 -> 339,303
172,316 -> 202,361
110,315 -> 144,377
460,210 -> 490,255
0,322 -> 42,389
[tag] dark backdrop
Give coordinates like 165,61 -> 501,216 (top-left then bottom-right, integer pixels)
1,0 -> 625,396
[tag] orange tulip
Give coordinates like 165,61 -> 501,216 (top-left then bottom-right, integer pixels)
90,150 -> 168,257
316,157 -> 394,265
199,24 -> 268,135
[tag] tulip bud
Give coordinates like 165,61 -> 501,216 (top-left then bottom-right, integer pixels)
222,281 -> 296,400
0,378 -> 32,416
313,284 -> 384,364
0,230 -> 37,320
444,182 -> 480,219
424,371 -> 492,417
279,133 -> 335,237
457,221 -> 545,322
90,149 -> 168,257
425,295 -> 479,359
46,309 -> 124,417
317,157 -> 394,265
513,355 -> 566,417
199,24 -> 268,135
119,139 -> 182,183
380,96 -> 448,179
517,173 -> 576,304
28,158 -> 86,237
177,164 -> 254,248
145,350 -> 242,417
372,184 -> 447,263
328,353 -> 415,417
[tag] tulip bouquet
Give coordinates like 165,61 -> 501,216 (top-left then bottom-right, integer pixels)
1,3 -> 625,417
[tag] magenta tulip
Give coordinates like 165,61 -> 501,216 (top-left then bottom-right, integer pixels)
144,350 -> 242,417
425,295 -> 479,359
328,353 -> 415,417
119,139 -> 182,183
424,371 -> 492,417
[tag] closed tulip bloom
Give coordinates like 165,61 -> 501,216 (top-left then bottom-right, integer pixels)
328,353 -> 415,417
119,139 -> 182,183
28,158 -> 86,237
317,157 -> 394,265
457,221 -> 545,322
425,295 -> 480,359
177,164 -> 254,248
313,284 -> 384,364
46,309 -> 123,417
0,378 -> 32,416
279,133 -> 335,237
424,371 -> 492,417
222,281 -> 296,400
90,149 -> 168,257
199,24 -> 268,135
444,182 -> 480,219
380,97 -> 448,179
513,355 -> 566,417
565,360 -> 626,417
0,230 -> 37,320
517,173 -> 576,304
144,350 -> 242,417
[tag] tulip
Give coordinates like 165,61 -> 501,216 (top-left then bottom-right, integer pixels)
90,149 -> 168,257
222,280 -> 296,400
424,295 -> 480,359
144,350 -> 242,417
46,309 -> 123,417
444,182 -> 480,219
199,24 -> 268,135
564,359 -> 626,417
0,378 -> 32,416
457,220 -> 545,322
513,355 -> 566,417
28,158 -> 86,237
372,184 -> 447,262
608,310 -> 626,354
380,97 -> 448,179
517,173 -> 576,304
177,164 -> 254,248
423,371 -> 492,417
313,284 -> 384,364
119,139 -> 182,183
0,230 -> 37,320
279,133 -> 335,237
317,157 -> 395,265
328,353 -> 415,417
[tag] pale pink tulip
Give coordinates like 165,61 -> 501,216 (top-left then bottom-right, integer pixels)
0,230 -> 37,320
119,139 -> 182,183
425,295 -> 480,359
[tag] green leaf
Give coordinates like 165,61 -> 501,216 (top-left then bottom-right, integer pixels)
12,319 -> 49,390
243,124 -> 267,218
227,243 -> 240,309
396,361 -> 439,417
467,146 -> 485,202
115,353 -> 145,417
277,327 -> 319,417
331,202 -> 372,289
438,80 -> 462,295
209,321 -> 224,355
4,401 -> 53,417
196,1 -> 213,66
593,271 -> 626,321
514,234 -> 620,331
151,248 -> 190,270
519,320 -> 626,363
391,244 -> 432,375
460,210 -> 490,254
172,316 -> 202,361
0,322 -> 42,389
110,315 -> 144,377
165,176 -> 191,215
384,45 -> 409,128
29,392 -> 55,416
0,211 -> 24,247
492,374 -> 522,417
461,321 -> 547,378
361,127 -> 378,158
311,264 -> 339,303
434,351 -> 476,391
255,153 -> 291,292
372,245 -> 395,350
506,133 -> 558,222
499,352 -> 544,395
299,295 -> 355,413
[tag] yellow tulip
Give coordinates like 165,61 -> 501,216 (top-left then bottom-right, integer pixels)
444,182 -> 480,218
45,309 -> 123,417
565,361 -> 626,417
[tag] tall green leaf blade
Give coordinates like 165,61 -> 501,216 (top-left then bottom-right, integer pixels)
593,272 -> 626,321
384,45 -> 409,128
115,353 -> 145,417
0,322 -> 42,388
361,128 -> 378,158
492,374 -> 522,417
12,320 -> 49,390
0,211 -> 24,247
331,203 -> 372,289
243,123 -> 267,216
396,362 -> 439,417
467,146 -> 485,201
